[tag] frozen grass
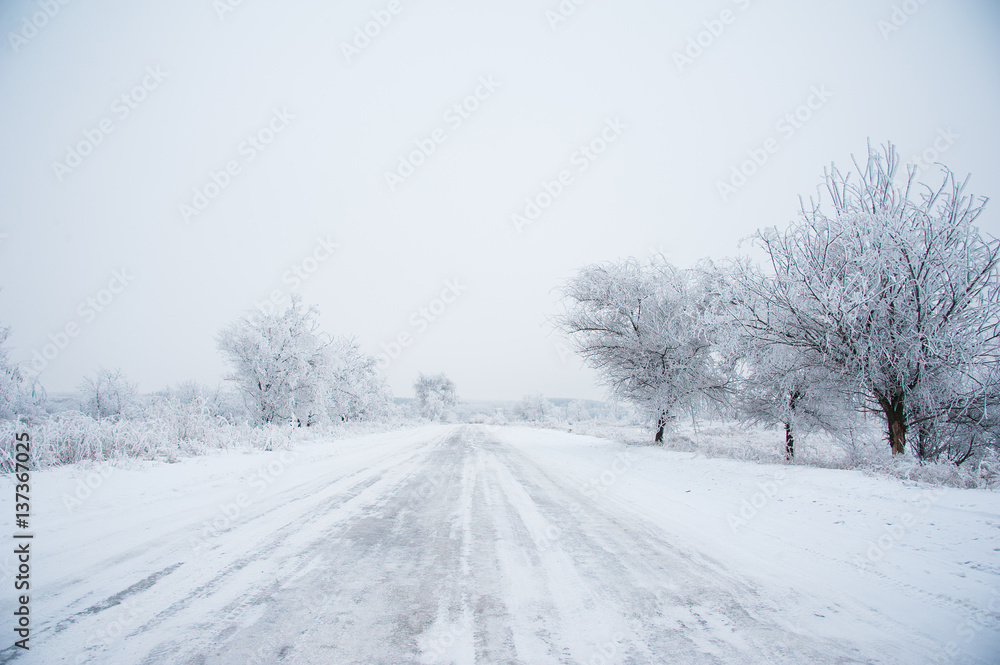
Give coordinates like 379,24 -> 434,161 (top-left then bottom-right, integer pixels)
0,411 -> 410,473
859,449 -> 1000,489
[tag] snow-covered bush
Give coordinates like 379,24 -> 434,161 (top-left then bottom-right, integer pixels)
513,393 -> 555,423
861,446 -> 1000,489
79,367 -> 140,421
325,338 -> 394,423
414,372 -> 457,421
0,322 -> 43,421
565,399 -> 593,423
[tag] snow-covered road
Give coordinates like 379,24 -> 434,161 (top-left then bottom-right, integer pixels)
2,425 -> 998,664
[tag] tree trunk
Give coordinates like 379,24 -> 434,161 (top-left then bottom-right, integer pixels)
654,411 -> 667,444
913,421 -> 934,461
785,389 -> 800,461
879,395 -> 906,455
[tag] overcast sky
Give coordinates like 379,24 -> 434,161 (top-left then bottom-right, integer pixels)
1,0 -> 998,401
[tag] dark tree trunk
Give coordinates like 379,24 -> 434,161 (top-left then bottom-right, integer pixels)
914,421 -> 932,461
879,394 -> 906,455
953,437 -> 976,466
785,389 -> 800,461
654,411 -> 667,444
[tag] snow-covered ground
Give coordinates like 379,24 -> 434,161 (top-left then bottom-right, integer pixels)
1,424 -> 998,664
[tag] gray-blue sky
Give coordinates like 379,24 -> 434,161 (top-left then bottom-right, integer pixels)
1,0 -> 998,401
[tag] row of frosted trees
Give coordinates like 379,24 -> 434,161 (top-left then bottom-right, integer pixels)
2,291 -> 464,436
0,297 -> 395,432
557,142 -> 1000,464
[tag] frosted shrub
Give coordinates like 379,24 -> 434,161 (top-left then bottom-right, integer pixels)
0,404 -> 304,472
79,368 -> 140,421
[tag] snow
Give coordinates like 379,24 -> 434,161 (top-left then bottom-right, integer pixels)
494,426 -> 1000,663
1,424 -> 998,664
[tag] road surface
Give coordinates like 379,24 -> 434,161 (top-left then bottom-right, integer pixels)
3,426 -> 916,663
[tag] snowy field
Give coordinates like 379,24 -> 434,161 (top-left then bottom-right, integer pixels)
0,424 -> 997,664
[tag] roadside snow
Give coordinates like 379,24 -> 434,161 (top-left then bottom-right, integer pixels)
492,425 -> 1000,664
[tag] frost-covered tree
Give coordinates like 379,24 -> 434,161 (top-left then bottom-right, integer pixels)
514,393 -> 555,422
730,330 -> 850,460
566,399 -> 591,422
207,385 -> 252,423
0,323 -> 42,420
723,262 -> 853,459
79,367 -> 139,421
164,380 -> 209,406
217,298 -> 334,426
325,338 -> 394,422
737,142 -> 1000,459
414,372 -> 457,421
557,258 -> 734,443
914,361 -> 1000,464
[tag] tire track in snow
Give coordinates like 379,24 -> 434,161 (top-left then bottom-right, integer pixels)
476,428 -> 874,664
18,428 -> 455,664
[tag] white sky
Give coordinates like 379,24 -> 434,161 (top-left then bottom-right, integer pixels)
1,0 -> 999,401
